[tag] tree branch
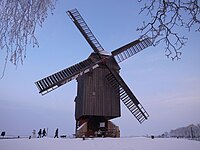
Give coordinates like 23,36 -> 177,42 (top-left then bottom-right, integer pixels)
0,0 -> 57,78
137,0 -> 200,60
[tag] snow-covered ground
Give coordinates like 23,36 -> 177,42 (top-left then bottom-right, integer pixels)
0,137 -> 199,150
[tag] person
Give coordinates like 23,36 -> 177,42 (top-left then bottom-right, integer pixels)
32,130 -> 36,138
1,131 -> 5,137
54,128 -> 59,138
38,129 -> 42,138
42,128 -> 46,137
82,134 -> 85,140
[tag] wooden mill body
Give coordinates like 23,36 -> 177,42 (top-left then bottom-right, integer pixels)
75,53 -> 121,136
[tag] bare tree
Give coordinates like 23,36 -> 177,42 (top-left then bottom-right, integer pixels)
0,0 -> 56,77
137,0 -> 200,60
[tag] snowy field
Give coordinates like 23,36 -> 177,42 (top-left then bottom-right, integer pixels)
0,137 -> 200,150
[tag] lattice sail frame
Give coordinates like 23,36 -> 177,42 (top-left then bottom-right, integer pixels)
112,38 -> 152,63
35,58 -> 102,95
67,9 -> 105,54
105,71 -> 149,123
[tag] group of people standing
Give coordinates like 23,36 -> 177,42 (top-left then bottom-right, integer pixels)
32,128 -> 59,138
37,128 -> 47,138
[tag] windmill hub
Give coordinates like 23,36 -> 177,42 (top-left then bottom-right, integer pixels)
99,50 -> 111,56
35,9 -> 153,138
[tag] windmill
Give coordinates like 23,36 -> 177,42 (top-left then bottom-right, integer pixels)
35,9 -> 153,138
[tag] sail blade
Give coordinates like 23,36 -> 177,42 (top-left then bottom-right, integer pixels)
105,69 -> 149,123
111,38 -> 153,63
67,9 -> 105,54
35,58 -> 100,95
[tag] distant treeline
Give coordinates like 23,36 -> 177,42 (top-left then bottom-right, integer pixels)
160,123 -> 200,140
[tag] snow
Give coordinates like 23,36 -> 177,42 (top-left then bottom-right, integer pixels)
0,137 -> 199,150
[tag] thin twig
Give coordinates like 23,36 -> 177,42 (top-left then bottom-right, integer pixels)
137,0 -> 200,60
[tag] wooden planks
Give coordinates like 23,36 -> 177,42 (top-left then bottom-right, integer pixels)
75,65 -> 121,120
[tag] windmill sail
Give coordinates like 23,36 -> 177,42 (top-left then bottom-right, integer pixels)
105,69 -> 149,123
35,58 -> 101,95
67,9 -> 105,54
111,38 -> 152,63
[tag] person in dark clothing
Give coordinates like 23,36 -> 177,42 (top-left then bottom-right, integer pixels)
42,128 -> 47,137
54,128 -> 59,138
1,131 -> 5,137
38,129 -> 42,138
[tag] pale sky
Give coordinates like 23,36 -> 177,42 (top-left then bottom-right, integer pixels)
0,0 -> 200,137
